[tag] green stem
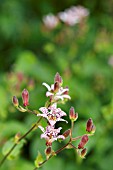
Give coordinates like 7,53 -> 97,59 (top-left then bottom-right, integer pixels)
70,121 -> 74,141
0,117 -> 42,167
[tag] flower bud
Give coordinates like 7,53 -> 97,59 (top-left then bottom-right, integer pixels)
12,96 -> 19,107
22,89 -> 29,107
80,148 -> 87,158
86,118 -> 93,132
86,118 -> 96,134
69,107 -> 78,121
78,135 -> 89,149
45,147 -> 51,155
45,147 -> 52,159
63,129 -> 70,138
54,72 -> 63,85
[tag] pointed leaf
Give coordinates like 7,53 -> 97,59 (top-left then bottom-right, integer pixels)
34,151 -> 44,168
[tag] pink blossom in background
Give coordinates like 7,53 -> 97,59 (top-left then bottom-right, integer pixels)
43,13 -> 59,29
58,5 -> 89,26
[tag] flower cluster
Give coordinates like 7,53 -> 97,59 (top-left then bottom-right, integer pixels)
42,5 -> 89,29
12,72 -> 96,167
58,5 -> 89,26
37,73 -> 71,148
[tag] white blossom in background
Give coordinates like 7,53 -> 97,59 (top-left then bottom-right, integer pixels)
43,13 -> 59,29
58,5 -> 89,26
108,55 -> 113,67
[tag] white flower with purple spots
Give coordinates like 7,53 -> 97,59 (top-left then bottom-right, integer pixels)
37,103 -> 68,126
38,125 -> 65,146
42,73 -> 71,102
42,82 -> 71,101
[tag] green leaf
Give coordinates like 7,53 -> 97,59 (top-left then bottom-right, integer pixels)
34,151 -> 44,168
2,138 -> 26,160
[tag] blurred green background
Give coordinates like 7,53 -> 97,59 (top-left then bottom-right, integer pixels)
0,0 -> 113,170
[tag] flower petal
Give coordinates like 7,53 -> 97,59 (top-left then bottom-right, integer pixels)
37,113 -> 48,118
57,118 -> 68,123
62,94 -> 71,99
38,125 -> 45,132
48,120 -> 56,126
39,107 -> 48,114
57,135 -> 65,140
46,91 -> 54,97
42,82 -> 51,91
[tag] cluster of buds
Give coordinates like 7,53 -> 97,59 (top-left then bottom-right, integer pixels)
12,72 -> 96,163
42,5 -> 89,29
8,72 -> 35,94
69,106 -> 96,158
12,89 -> 29,112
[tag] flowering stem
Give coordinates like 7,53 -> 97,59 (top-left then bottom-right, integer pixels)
26,108 -> 39,116
70,121 -> 74,141
69,143 -> 77,149
34,140 -> 71,170
72,133 -> 93,141
0,117 -> 42,167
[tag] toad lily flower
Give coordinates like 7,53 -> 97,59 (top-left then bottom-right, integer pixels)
38,125 -> 65,146
42,73 -> 71,102
37,103 -> 68,126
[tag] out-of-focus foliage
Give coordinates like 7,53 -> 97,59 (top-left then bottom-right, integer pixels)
0,0 -> 113,170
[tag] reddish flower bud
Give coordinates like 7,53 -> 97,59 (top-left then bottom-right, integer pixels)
54,72 -> 63,85
78,135 -> 89,149
22,89 -> 29,107
86,118 -> 93,132
63,129 -> 70,138
80,148 -> 87,158
86,118 -> 96,134
12,96 -> 19,107
69,107 -> 78,121
45,147 -> 52,155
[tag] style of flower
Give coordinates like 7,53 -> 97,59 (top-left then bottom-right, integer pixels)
37,103 -> 68,126
38,125 -> 65,146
